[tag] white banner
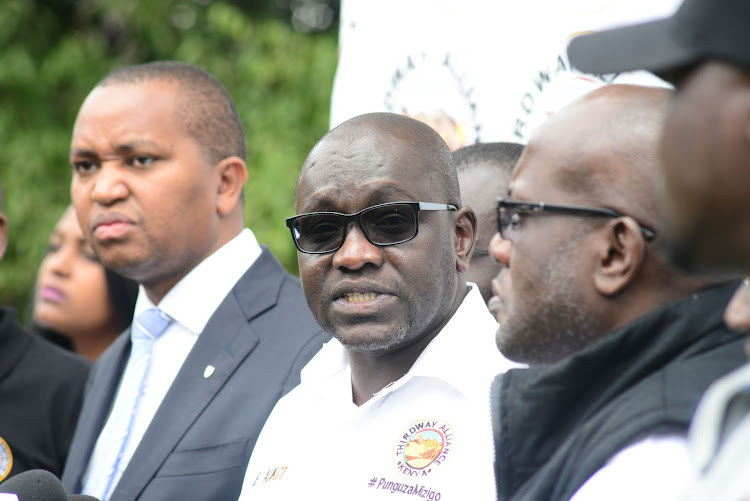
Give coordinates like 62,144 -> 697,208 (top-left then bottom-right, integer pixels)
330,0 -> 680,146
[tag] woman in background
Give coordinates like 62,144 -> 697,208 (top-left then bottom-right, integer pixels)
31,206 -> 137,361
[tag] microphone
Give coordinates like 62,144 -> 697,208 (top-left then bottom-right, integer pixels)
0,470 -> 100,501
0,470 -> 66,500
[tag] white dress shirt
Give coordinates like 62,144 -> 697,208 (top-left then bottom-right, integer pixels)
239,284 -> 519,501
82,229 -> 262,493
570,434 -> 690,501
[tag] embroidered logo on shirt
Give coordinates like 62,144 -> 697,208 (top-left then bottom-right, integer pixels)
394,420 -> 453,478
0,437 -> 13,482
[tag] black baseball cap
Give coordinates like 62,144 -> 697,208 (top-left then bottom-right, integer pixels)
567,0 -> 750,83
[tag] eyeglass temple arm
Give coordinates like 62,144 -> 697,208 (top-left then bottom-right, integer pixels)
505,202 -> 657,242
539,204 -> 657,242
418,202 -> 458,211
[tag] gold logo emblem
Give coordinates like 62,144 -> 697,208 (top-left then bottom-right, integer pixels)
0,436 -> 13,482
394,420 -> 453,478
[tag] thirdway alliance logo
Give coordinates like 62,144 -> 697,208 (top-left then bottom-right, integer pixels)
383,52 -> 482,150
394,419 -> 453,478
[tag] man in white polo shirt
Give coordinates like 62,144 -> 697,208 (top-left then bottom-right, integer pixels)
239,112 -> 517,500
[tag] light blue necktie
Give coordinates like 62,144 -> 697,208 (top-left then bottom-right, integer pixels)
82,308 -> 172,501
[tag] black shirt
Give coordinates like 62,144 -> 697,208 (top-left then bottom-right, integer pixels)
0,308 -> 90,481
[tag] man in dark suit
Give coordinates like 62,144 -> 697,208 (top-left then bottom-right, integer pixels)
61,61 -> 328,501
0,178 -> 90,482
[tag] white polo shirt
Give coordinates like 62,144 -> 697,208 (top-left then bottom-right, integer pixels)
569,434 -> 689,501
239,284 -> 518,501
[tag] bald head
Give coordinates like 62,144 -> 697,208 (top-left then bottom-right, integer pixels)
292,111 -> 477,370
493,84 -> 727,365
300,112 -> 460,206
522,85 -> 670,237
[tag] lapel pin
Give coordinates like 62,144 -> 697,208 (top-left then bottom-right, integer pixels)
204,365 -> 216,379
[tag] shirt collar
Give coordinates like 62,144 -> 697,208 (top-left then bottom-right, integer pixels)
301,284 -> 513,403
133,228 -> 262,335
388,284 -> 511,400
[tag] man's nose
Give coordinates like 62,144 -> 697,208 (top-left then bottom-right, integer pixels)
332,223 -> 385,271
489,232 -> 512,267
91,164 -> 129,205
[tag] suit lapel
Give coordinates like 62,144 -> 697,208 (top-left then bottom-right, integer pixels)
64,332 -> 131,493
113,249 -> 282,501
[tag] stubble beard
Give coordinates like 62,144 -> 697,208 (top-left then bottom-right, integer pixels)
498,239 -> 602,366
325,246 -> 458,354
332,322 -> 411,353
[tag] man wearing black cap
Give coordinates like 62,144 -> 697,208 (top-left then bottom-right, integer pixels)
568,0 -> 750,498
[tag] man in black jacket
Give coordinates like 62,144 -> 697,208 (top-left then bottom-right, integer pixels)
567,1 -> 750,498
0,178 -> 90,482
486,84 -> 746,500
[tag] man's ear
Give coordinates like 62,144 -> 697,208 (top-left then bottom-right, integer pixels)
593,217 -> 647,296
0,213 -> 7,262
215,156 -> 249,217
454,206 -> 477,273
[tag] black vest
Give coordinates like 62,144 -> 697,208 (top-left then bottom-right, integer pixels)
492,281 -> 748,501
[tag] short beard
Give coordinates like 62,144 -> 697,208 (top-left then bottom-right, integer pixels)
323,237 -> 458,355
498,236 -> 604,366
331,322 -> 410,353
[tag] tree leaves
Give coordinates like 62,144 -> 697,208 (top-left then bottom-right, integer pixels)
0,0 -> 337,318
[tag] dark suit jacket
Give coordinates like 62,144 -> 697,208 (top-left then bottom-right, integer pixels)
62,248 -> 329,500
0,308 -> 90,480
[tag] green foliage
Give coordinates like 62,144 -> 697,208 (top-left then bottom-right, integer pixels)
0,0 -> 338,318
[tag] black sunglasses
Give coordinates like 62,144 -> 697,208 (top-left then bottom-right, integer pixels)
286,201 -> 458,254
496,198 -> 656,242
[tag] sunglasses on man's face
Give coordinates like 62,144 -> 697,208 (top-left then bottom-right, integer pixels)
286,201 -> 457,254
